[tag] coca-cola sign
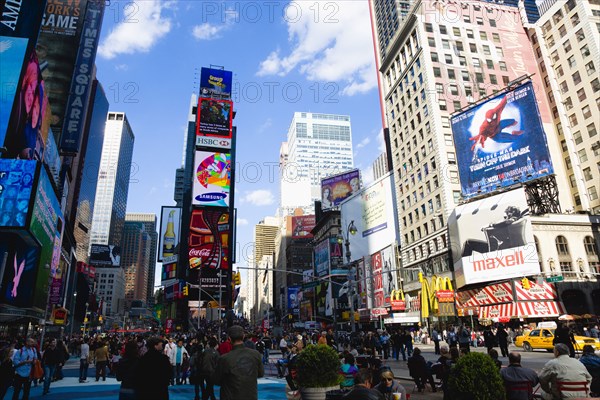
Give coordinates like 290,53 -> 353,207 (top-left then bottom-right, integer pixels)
189,248 -> 211,258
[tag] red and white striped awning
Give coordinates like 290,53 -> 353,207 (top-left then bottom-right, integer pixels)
516,301 -> 565,318
514,280 -> 557,301
479,303 -> 516,319
456,281 -> 514,307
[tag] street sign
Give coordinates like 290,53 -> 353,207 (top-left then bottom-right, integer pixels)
302,281 -> 319,289
546,275 -> 564,283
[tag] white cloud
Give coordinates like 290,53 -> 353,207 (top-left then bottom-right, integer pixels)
376,129 -> 386,153
114,64 -> 128,71
237,218 -> 249,226
362,165 -> 375,187
356,137 -> 371,149
256,1 -> 376,95
241,189 -> 275,206
258,118 -> 273,133
192,23 -> 226,40
98,0 -> 171,59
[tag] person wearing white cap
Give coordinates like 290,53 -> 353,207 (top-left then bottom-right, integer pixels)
293,335 -> 304,352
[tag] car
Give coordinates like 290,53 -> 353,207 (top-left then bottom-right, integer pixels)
515,328 -> 600,352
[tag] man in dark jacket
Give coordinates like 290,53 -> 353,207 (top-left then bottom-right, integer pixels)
134,337 -> 172,400
343,368 -> 384,400
407,347 -> 436,393
500,352 -> 539,400
212,325 -> 264,400
496,325 -> 509,357
42,339 -> 61,395
198,337 -> 219,400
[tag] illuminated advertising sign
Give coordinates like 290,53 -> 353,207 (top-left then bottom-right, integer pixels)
448,188 -> 540,289
451,82 -> 554,198
157,206 -> 181,262
314,239 -> 329,278
0,36 -> 28,147
0,233 -> 39,308
89,244 -> 121,267
192,151 -> 231,207
188,209 -> 230,290
161,263 -> 177,283
30,165 -> 64,309
321,169 -> 360,211
0,1 -> 46,40
291,215 -> 315,239
329,237 -> 344,275
43,127 -> 61,186
3,51 -> 52,160
200,67 -> 233,98
339,173 -> 398,261
380,245 -> 398,306
60,0 -> 105,154
287,286 -> 300,315
196,98 -> 233,144
0,159 -> 36,227
371,251 -> 384,309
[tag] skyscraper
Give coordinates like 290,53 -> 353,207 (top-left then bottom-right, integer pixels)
286,112 -> 354,192
73,80 -> 109,263
125,213 -> 158,306
90,112 -> 135,248
121,221 -> 150,308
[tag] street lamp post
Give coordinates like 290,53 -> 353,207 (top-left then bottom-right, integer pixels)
339,221 -> 357,332
69,292 -> 77,338
40,264 -> 54,347
83,302 -> 89,337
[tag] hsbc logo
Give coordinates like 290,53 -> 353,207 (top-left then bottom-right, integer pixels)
196,136 -> 231,149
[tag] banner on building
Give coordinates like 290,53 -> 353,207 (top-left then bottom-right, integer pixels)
321,169 -> 360,211
288,286 -> 300,315
314,239 -> 329,278
291,215 -> 315,239
196,98 -> 233,141
449,188 -> 540,289
200,67 -> 233,98
89,244 -> 120,267
192,151 -> 231,208
451,82 -> 553,198
514,279 -> 557,301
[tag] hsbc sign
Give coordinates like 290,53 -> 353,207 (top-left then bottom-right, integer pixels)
196,136 -> 232,149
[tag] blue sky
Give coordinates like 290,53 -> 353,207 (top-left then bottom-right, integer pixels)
93,1 -> 384,286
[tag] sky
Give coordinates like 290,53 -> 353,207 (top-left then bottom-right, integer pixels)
93,1 -> 385,288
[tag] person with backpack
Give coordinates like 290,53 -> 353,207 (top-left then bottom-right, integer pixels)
198,337 -> 219,400
11,338 -> 37,400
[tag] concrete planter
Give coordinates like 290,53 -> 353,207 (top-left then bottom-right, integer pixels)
299,386 -> 340,400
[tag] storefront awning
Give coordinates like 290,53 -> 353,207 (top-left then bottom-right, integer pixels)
479,301 -> 566,319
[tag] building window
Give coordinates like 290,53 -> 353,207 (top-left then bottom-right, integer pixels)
582,105 -> 592,119
470,43 -> 477,53
581,45 -> 591,58
466,29 -> 473,39
564,40 -> 572,53
569,114 -> 578,127
567,55 -> 576,68
431,52 -> 439,62
499,61 -> 507,71
578,148 -> 588,162
490,75 -> 497,85
572,71 -> 582,85
586,61 -> 596,76
573,131 -> 583,145
433,67 -> 441,77
588,123 -> 597,137
556,236 -> 570,256
560,262 -> 574,276
577,88 -> 586,102
496,47 -> 504,57
589,186 -> 599,201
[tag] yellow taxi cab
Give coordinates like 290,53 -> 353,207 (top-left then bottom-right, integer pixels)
515,328 -> 600,352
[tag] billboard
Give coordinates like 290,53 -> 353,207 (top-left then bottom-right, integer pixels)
157,206 -> 181,262
314,239 -> 329,277
339,173 -> 398,262
35,0 -> 88,141
3,51 -> 52,160
451,82 -> 554,198
287,286 -> 300,315
329,237 -> 344,275
89,244 -> 121,267
291,215 -> 315,238
192,151 -> 231,208
380,245 -> 398,306
0,36 -> 28,147
321,169 -> 360,211
0,159 -> 36,227
59,0 -> 105,153
188,209 -> 230,290
0,233 -> 40,308
30,165 -> 64,309
371,251 -> 384,308
448,188 -> 540,289
196,98 -> 233,143
200,67 -> 233,98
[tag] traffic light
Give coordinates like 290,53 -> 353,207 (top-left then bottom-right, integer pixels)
234,272 -> 241,285
521,277 -> 531,290
183,285 -> 189,296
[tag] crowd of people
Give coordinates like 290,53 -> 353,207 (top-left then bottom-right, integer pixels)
0,319 -> 599,400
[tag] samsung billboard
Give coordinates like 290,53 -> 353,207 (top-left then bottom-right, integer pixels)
448,188 -> 540,289
451,82 -> 553,198
192,151 -> 231,208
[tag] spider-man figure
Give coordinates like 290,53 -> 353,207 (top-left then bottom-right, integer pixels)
469,95 -> 524,151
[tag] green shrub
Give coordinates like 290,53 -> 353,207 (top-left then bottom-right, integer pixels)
447,352 -> 506,400
295,344 -> 343,388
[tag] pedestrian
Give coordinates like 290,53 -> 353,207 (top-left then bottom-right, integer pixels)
342,368 -> 385,400
0,342 -> 15,399
380,331 -> 390,360
432,327 -> 441,355
79,337 -> 90,383
212,325 -> 264,400
553,323 -> 576,358
41,338 -> 61,395
500,352 -> 539,400
94,339 -> 109,381
497,324 -> 509,357
317,331 -> 328,346
340,353 -> 359,388
590,325 -> 599,339
539,343 -> 592,399
579,345 -> 600,396
198,337 -> 219,400
374,369 -> 407,400
458,324 -> 471,353
163,337 -> 177,385
116,341 -> 139,400
53,339 -> 69,380
170,339 -> 189,385
134,336 -> 172,400
401,330 -> 413,359
11,338 -> 37,400
407,347 -> 437,393
484,326 -> 496,352
390,330 -> 401,361
217,335 -> 232,356
487,348 -> 502,370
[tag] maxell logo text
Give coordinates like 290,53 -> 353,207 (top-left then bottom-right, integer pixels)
472,250 -> 525,272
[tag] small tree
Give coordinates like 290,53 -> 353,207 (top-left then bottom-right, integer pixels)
296,344 -> 343,388
447,352 -> 506,400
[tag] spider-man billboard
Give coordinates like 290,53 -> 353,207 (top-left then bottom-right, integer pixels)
451,82 -> 553,198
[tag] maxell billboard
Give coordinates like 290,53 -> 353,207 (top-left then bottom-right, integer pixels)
451,82 -> 553,198
196,98 -> 233,149
321,169 -> 360,211
448,188 -> 540,289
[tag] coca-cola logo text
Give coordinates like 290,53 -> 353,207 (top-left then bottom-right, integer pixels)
189,248 -> 211,257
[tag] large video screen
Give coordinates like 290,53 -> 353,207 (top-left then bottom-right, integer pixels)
451,82 -> 553,198
448,188 -> 540,289
192,151 -> 231,208
89,244 -> 121,267
0,36 -> 29,147
200,67 -> 233,98
196,98 -> 233,140
321,169 -> 360,211
0,159 -> 36,228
